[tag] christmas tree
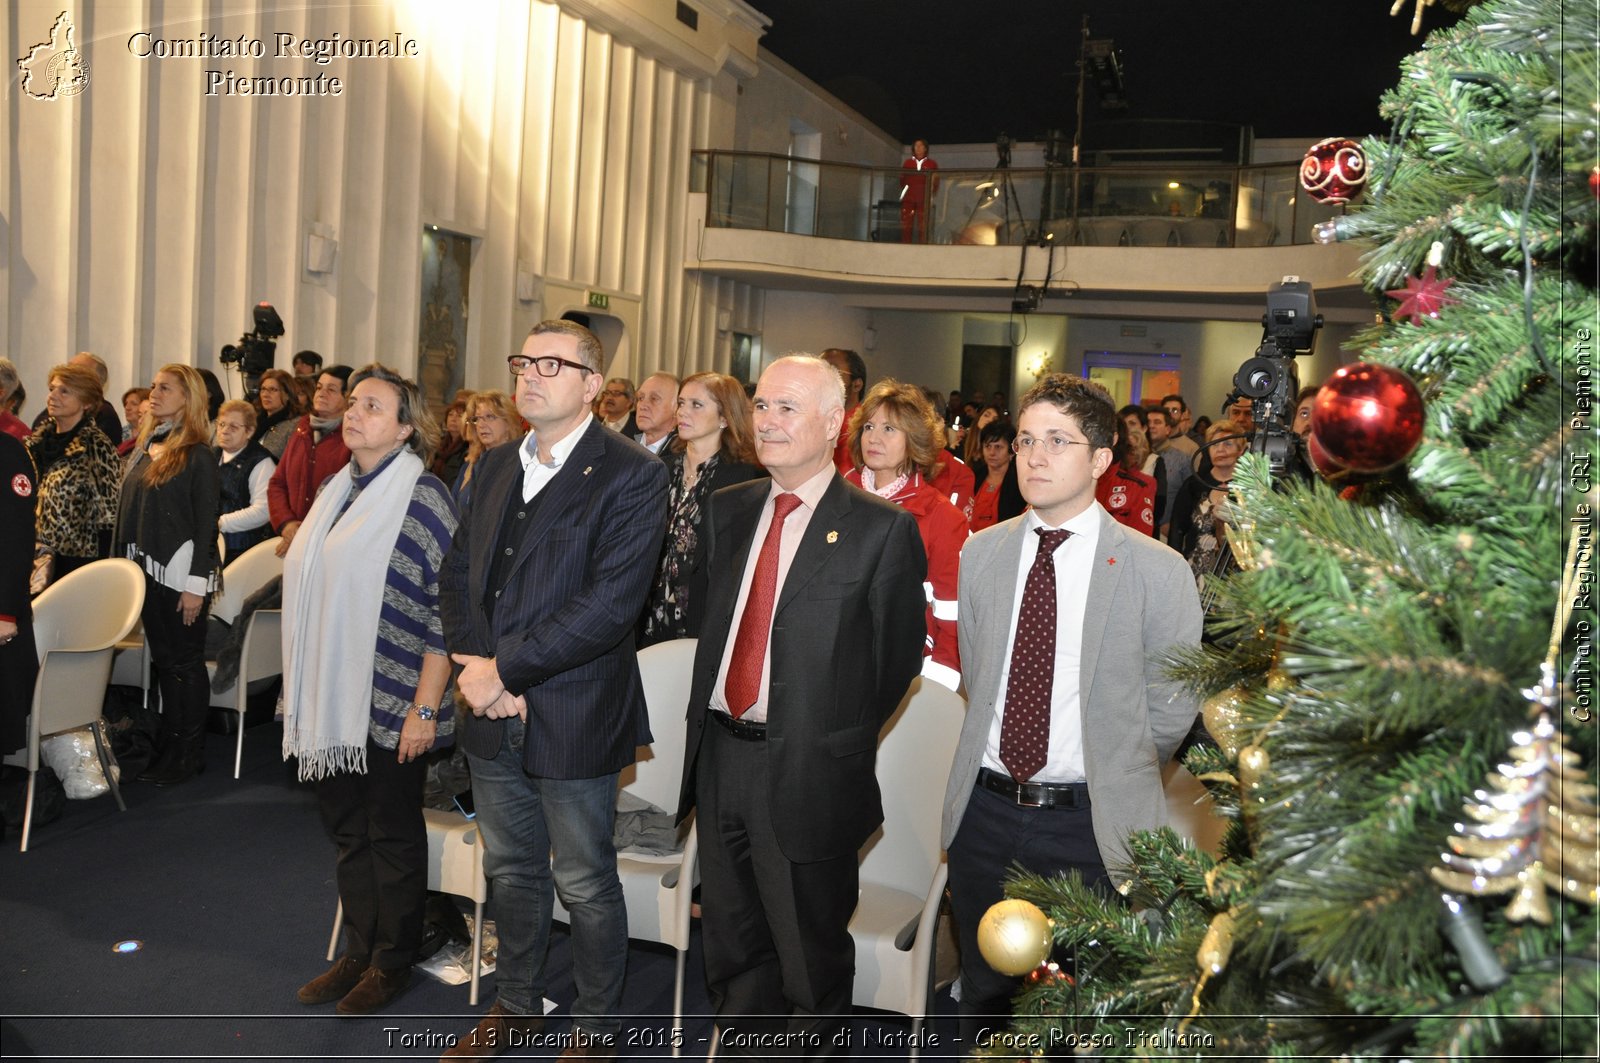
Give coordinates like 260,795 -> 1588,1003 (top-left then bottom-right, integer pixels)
980,1 -> 1599,1057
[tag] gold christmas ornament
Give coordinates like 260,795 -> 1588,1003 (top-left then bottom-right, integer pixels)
1197,908 -> 1237,975
977,899 -> 1053,976
1202,688 -> 1249,757
1266,668 -> 1295,694
1429,700 -> 1599,923
1238,745 -> 1271,791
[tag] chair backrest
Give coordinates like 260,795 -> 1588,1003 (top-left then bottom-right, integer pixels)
211,537 -> 284,625
619,638 -> 698,812
30,559 -> 146,753
858,676 -> 967,893
32,558 -> 145,658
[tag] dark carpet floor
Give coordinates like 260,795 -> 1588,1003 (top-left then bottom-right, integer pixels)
0,717 -> 961,1061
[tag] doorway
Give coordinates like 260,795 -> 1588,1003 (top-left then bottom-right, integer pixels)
960,344 -> 1013,410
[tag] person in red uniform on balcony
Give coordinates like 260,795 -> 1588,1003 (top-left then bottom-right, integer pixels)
899,139 -> 939,243
845,380 -> 968,690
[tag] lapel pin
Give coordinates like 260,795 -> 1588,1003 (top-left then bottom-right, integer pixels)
583,466 -> 593,476
1107,557 -> 1117,565
826,530 -> 839,544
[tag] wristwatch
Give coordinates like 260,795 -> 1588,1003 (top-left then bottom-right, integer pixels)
413,703 -> 437,721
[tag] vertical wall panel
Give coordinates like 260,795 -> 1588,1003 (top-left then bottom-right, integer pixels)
623,56 -> 657,299
477,1 -> 531,377
571,26 -> 610,286
332,1 -> 392,366
519,2 -> 560,283
543,12 -> 587,282
598,42 -> 634,295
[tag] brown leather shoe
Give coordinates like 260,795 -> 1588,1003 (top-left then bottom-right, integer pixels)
441,1003 -> 547,1060
335,964 -> 411,1015
296,957 -> 364,1005
558,1030 -> 617,1060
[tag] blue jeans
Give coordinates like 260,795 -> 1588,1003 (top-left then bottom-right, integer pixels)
467,719 -> 626,1037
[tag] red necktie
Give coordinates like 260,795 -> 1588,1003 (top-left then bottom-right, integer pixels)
999,528 -> 1072,782
724,493 -> 803,718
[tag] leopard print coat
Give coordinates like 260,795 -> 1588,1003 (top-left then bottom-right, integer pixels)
25,420 -> 120,559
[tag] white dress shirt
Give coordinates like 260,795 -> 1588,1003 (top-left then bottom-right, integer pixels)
517,415 -> 589,503
981,502 -> 1104,783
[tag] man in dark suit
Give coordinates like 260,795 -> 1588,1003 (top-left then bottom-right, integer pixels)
440,319 -> 668,1061
677,354 -> 927,1055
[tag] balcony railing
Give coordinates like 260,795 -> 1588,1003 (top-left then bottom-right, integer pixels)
690,151 -> 1341,248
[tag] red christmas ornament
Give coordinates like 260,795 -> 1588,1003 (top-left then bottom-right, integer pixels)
1299,137 -> 1368,205
1386,266 -> 1459,325
1590,166 -> 1599,199
1306,432 -> 1346,478
1311,363 -> 1425,473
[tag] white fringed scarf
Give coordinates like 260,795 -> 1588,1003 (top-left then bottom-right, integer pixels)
280,449 -> 423,780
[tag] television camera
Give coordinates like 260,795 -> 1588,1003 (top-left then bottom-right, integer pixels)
220,302 -> 285,394
1227,278 -> 1322,478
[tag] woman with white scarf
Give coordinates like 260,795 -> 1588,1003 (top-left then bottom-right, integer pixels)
844,380 -> 969,691
283,363 -> 459,1017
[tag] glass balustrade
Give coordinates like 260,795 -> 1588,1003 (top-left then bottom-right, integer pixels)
691,151 -> 1338,248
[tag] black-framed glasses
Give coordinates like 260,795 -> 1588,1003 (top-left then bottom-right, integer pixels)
1013,434 -> 1094,456
508,355 -> 593,378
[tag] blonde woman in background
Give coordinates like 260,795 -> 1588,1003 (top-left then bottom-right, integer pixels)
451,390 -> 522,506
116,364 -> 222,787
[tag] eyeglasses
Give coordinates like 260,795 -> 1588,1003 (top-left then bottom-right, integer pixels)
465,414 -> 504,424
1013,434 -> 1095,456
601,388 -> 631,399
508,355 -> 593,377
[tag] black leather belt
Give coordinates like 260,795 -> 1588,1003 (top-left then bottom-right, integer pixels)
978,768 -> 1090,809
710,711 -> 767,741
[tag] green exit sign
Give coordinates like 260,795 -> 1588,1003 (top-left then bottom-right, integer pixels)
586,291 -> 609,309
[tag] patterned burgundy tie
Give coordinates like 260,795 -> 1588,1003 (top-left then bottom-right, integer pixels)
998,528 -> 1072,782
723,492 -> 803,718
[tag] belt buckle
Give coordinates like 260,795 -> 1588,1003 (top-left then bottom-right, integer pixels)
1012,780 -> 1047,809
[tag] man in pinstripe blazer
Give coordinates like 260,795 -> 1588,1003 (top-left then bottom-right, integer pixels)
440,320 -> 668,1060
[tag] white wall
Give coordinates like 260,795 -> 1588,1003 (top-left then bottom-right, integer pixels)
5,0 -> 766,409
757,291 -> 869,367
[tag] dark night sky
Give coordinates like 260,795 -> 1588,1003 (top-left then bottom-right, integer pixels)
750,0 -> 1464,147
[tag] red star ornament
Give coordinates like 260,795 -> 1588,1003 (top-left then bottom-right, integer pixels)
1385,265 -> 1459,325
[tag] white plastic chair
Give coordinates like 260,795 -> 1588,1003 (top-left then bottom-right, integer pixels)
849,676 -> 967,1056
328,807 -> 490,1004
551,637 -> 700,1055
205,538 -> 284,777
110,537 -> 284,778
20,558 -> 146,852
1129,219 -> 1179,247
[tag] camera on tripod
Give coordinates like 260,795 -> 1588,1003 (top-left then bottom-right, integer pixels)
220,302 -> 285,377
1230,278 -> 1322,477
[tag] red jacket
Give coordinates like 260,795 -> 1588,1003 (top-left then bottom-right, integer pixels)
929,452 -> 973,515
847,469 -> 967,690
1096,465 -> 1158,536
267,415 -> 350,531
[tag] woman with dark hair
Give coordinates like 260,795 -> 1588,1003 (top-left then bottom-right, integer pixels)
845,380 -> 968,689
253,368 -> 302,459
116,364 -> 222,786
430,393 -> 475,488
968,420 -> 1024,533
27,363 -> 120,589
639,371 -> 760,645
198,368 -> 225,423
960,402 -> 1003,472
284,363 -> 458,1017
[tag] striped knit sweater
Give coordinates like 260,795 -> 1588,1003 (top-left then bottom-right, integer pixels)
336,451 -> 460,750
